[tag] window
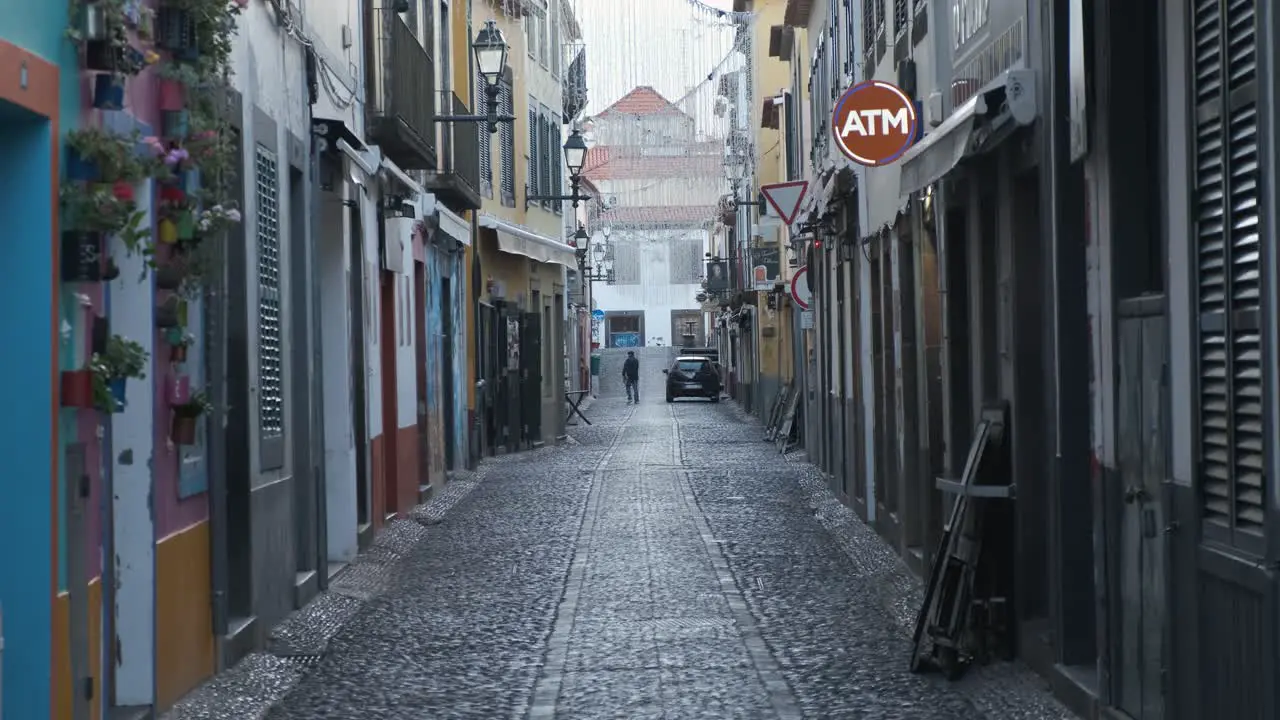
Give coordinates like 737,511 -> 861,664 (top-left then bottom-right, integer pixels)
477,73 -> 492,197
500,73 -> 515,205
254,144 -> 285,467
551,1 -> 561,77
843,0 -> 856,75
784,92 -> 799,180
438,1 -> 450,96
526,6 -> 549,66
612,242 -> 640,285
829,0 -> 840,92
667,238 -> 702,284
894,0 -> 909,40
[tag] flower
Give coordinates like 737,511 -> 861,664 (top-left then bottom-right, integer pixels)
234,0 -> 249,7
164,147 -> 190,166
225,208 -> 241,222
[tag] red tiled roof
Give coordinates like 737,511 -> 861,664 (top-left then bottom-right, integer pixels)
597,205 -> 718,225
595,86 -> 688,118
583,144 -> 725,180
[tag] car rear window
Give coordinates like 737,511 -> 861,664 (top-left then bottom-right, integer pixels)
676,360 -> 709,374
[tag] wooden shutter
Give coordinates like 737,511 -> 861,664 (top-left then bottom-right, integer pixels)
499,77 -> 516,204
528,105 -> 539,197
551,117 -> 563,214
477,74 -> 492,195
539,114 -> 553,207
1193,0 -> 1264,549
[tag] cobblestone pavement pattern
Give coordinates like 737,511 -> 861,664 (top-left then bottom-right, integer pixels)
165,348 -> 1077,720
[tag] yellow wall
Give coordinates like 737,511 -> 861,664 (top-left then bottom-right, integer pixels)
752,0 -> 791,385
155,521 -> 216,711
53,581 -> 102,720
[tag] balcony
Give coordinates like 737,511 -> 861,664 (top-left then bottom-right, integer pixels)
562,47 -> 588,121
423,92 -> 482,211
366,10 -> 436,170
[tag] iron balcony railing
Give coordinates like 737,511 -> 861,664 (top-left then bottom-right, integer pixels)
438,92 -> 480,192
367,9 -> 436,169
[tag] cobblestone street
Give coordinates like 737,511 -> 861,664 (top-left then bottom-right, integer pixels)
165,349 -> 1075,720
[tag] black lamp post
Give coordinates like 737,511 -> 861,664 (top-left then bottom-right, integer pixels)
573,226 -> 590,270
434,20 -> 516,134
726,153 -> 764,212
527,128 -> 592,209
582,234 -> 614,283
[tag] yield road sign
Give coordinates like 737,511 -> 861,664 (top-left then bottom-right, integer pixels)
790,266 -> 812,310
760,181 -> 809,225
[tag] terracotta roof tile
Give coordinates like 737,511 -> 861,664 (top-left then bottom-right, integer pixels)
596,86 -> 687,117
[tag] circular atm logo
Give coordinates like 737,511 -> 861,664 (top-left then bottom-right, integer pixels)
831,81 -> 919,167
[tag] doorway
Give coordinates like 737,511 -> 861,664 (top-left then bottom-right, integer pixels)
415,262 -> 430,498
379,270 -> 399,519
348,202 -> 372,541
441,276 -> 456,470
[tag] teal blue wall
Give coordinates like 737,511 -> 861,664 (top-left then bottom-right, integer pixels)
0,4 -> 79,719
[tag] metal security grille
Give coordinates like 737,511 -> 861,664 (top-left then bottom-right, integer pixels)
255,144 -> 286,458
894,0 -> 909,39
500,77 -> 516,204
1192,0 -> 1263,549
862,0 -> 875,63
477,74 -> 492,195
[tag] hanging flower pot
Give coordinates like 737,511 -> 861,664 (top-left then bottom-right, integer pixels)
156,296 -> 182,328
91,315 -> 110,355
137,8 -> 155,40
170,343 -> 188,363
170,414 -> 198,445
176,211 -> 195,240
81,2 -> 108,41
159,184 -> 185,204
162,110 -> 189,139
158,217 -> 178,244
60,231 -> 105,282
111,180 -> 134,201
156,8 -> 198,58
66,148 -> 100,182
155,263 -> 185,290
158,78 -> 184,111
103,256 -> 121,281
92,73 -> 126,111
108,377 -> 128,411
83,40 -> 118,72
61,370 -> 96,409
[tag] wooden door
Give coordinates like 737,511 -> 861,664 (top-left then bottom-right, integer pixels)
1115,301 -> 1167,719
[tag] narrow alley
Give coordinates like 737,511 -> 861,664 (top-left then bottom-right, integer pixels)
163,349 -> 1073,720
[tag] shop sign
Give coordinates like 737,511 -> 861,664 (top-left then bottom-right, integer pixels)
831,81 -> 919,168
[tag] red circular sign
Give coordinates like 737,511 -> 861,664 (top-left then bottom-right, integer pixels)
790,267 -> 811,310
830,81 -> 918,167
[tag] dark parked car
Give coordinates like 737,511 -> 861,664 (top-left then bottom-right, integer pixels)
664,356 -> 721,403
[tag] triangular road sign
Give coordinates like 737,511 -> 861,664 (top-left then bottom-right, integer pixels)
760,181 -> 809,225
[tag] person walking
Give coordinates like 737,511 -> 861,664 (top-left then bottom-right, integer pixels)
622,351 -> 640,404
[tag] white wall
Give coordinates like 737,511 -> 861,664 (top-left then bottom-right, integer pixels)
387,216 -> 417,432
319,190 -> 358,563
591,227 -> 707,346
109,183 -> 155,706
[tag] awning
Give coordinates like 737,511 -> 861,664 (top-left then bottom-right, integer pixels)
897,92 -> 983,198
479,214 -> 576,268
436,205 -> 471,246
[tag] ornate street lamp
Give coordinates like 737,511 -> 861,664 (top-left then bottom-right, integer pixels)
433,20 -> 515,133
528,128 -> 592,209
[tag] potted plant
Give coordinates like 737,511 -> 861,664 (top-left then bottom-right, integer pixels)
92,72 -> 127,110
169,330 -> 195,363
170,388 -> 212,445
154,259 -> 186,290
60,367 -> 96,408
155,296 -> 184,328
90,335 -> 149,412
